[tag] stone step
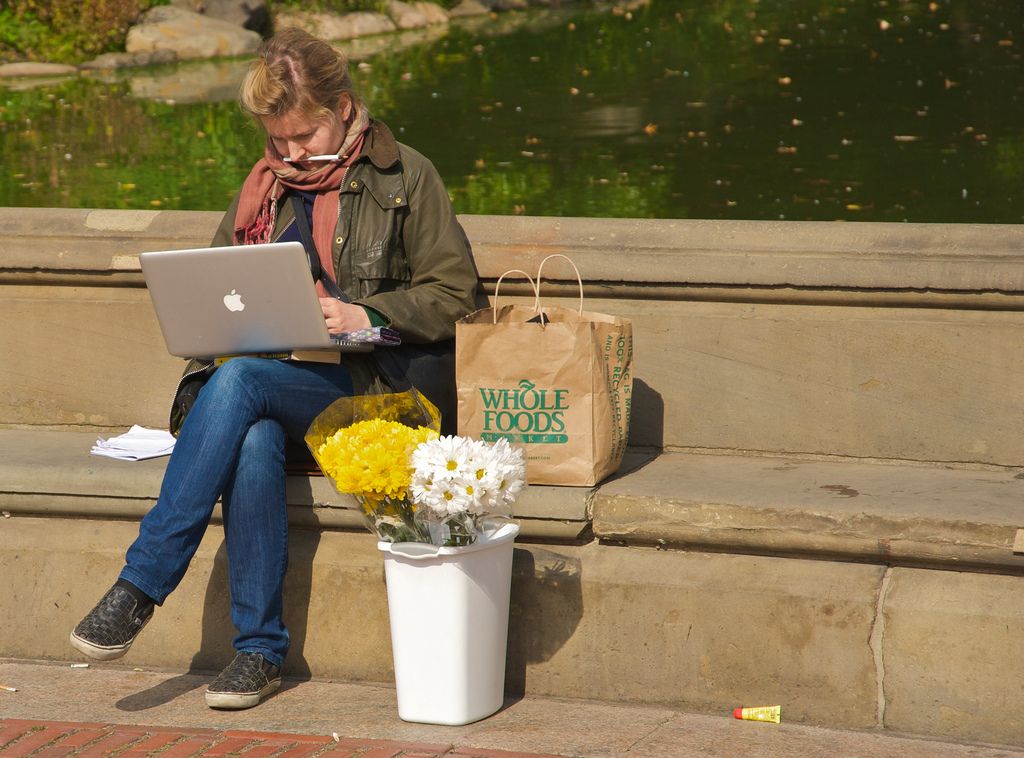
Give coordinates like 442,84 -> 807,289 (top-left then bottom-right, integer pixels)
0,429 -> 592,542
596,450 -> 1024,570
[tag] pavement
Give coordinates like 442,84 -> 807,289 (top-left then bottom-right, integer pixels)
0,659 -> 1022,757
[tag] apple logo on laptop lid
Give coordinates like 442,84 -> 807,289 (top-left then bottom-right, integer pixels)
223,289 -> 245,312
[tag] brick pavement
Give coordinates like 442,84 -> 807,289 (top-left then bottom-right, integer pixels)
0,720 -> 557,758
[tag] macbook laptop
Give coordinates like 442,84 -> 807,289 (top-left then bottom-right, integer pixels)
140,241 -> 375,359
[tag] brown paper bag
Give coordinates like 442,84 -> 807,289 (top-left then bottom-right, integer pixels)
456,256 -> 633,486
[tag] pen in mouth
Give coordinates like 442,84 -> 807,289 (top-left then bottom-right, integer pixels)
283,153 -> 342,163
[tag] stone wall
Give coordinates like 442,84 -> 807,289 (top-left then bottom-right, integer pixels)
3,207 -> 1023,465
4,208 -> 1024,745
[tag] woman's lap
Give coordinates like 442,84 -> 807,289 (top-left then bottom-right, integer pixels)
195,357 -> 354,442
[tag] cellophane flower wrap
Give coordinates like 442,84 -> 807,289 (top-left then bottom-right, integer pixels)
305,389 -> 527,546
305,388 -> 441,544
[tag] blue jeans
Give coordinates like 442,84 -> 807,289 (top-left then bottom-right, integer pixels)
120,357 -> 353,667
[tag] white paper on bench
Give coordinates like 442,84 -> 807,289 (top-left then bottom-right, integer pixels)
91,425 -> 176,461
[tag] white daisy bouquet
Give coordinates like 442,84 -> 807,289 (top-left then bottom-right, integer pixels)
409,436 -> 526,546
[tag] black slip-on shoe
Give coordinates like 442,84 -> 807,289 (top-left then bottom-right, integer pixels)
205,652 -> 281,710
69,585 -> 153,661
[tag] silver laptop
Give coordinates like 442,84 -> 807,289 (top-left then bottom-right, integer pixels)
140,241 -> 373,359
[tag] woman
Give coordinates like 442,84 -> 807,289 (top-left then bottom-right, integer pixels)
69,27 -> 479,710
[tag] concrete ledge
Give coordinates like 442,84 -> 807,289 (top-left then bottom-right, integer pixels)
594,452 -> 1024,572
10,427 -> 1024,571
4,208 -> 1024,294
0,429 -> 593,542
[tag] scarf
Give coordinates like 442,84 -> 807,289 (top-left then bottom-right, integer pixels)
234,104 -> 371,294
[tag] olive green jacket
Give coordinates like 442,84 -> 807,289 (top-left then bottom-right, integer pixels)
210,120 -> 479,345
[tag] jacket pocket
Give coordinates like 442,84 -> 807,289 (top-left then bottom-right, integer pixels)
352,241 -> 410,297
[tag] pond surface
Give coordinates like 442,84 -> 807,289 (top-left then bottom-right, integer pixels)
1,0 -> 1022,222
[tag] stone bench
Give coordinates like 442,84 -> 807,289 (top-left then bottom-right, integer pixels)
3,207 -> 1024,746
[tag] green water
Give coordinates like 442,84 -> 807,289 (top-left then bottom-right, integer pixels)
1,0 -> 1022,222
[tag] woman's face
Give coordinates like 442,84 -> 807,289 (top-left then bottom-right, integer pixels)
260,96 -> 351,163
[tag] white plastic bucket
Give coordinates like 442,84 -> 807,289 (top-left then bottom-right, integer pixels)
377,521 -> 520,725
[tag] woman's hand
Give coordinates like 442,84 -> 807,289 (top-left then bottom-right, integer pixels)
320,298 -> 371,334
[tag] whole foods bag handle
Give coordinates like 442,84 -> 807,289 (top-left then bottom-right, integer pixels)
491,269 -> 539,324
535,254 -> 584,316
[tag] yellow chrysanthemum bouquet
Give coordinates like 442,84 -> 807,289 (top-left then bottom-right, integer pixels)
315,416 -> 439,543
305,387 -> 525,546
305,388 -> 440,544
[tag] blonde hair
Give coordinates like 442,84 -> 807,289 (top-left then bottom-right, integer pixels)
240,27 -> 361,122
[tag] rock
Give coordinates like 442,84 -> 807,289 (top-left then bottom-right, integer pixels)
169,0 -> 270,34
128,58 -> 252,103
342,25 -> 448,61
79,50 -> 178,71
126,6 -> 261,61
386,1 -> 429,30
447,0 -> 490,17
0,75 -> 75,91
272,11 -> 396,41
411,2 -> 449,24
0,62 -> 78,78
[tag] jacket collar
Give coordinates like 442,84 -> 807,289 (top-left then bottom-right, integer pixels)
359,120 -> 400,170
346,119 -> 407,209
